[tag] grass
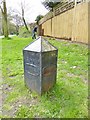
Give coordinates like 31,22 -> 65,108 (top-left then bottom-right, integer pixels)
1,36 -> 88,118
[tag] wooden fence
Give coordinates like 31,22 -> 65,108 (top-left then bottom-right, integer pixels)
39,1 -> 90,44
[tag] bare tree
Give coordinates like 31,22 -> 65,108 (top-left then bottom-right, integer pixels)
0,0 -> 8,38
20,0 -> 30,31
8,7 -> 24,34
10,0 -> 30,32
12,14 -> 23,35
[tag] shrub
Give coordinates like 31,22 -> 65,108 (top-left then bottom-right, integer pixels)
19,26 -> 31,38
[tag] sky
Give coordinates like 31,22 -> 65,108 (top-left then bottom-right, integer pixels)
5,0 -> 49,23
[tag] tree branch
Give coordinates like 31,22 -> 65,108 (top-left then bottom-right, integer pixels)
0,5 -> 4,14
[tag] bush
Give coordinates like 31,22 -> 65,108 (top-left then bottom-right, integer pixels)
19,26 -> 31,38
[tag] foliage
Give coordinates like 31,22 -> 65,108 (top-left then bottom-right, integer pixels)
10,14 -> 23,35
7,8 -> 24,35
7,0 -> 30,33
8,22 -> 17,35
0,10 -> 19,35
19,26 -> 31,38
42,0 -> 61,11
35,15 -> 43,24
1,36 -> 88,118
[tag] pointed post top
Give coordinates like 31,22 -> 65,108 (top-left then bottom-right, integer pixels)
24,36 -> 57,52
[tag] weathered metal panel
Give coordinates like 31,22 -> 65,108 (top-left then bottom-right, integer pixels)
23,50 -> 41,94
41,51 -> 58,93
23,36 -> 58,95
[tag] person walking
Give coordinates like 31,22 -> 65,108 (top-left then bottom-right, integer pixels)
32,26 -> 37,39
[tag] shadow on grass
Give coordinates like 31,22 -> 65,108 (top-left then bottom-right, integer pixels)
2,37 -> 13,41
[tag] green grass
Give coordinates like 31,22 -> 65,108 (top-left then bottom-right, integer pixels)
1,36 -> 88,118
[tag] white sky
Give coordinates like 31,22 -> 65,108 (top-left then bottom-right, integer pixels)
6,0 -> 48,23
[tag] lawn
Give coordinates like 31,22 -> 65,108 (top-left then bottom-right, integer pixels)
1,36 -> 88,118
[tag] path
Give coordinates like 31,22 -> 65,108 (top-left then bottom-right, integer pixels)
0,35 -> 16,39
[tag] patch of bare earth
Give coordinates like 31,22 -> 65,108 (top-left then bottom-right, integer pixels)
2,83 -> 38,117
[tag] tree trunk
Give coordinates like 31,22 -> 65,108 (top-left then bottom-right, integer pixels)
21,1 -> 30,33
16,25 -> 19,35
2,13 -> 4,35
2,0 -> 8,38
22,17 -> 29,32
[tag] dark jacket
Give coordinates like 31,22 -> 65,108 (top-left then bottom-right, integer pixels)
33,27 -> 37,32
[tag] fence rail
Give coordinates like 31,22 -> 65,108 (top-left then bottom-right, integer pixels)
54,1 -> 75,16
39,0 -> 89,25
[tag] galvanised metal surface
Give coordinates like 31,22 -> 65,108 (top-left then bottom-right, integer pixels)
42,51 -> 58,92
23,36 -> 58,95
